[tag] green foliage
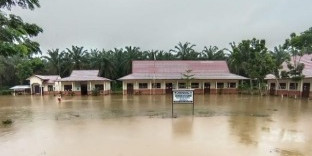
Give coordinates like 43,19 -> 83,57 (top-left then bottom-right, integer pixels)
42,49 -> 62,75
2,27 -> 312,90
201,46 -> 227,60
170,42 -> 199,60
91,88 -> 100,96
228,38 -> 274,89
270,46 -> 290,78
287,61 -> 305,82
0,0 -> 40,10
283,27 -> 312,53
66,46 -> 87,70
181,69 -> 194,89
281,28 -> 312,82
280,70 -> 289,78
16,60 -> 32,84
0,0 -> 42,57
238,82 -> 249,91
16,57 -> 44,84
0,89 -> 11,95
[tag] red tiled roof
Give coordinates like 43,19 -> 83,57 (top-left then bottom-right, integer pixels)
119,60 -> 248,80
59,70 -> 110,81
282,54 -> 312,77
265,54 -> 312,79
132,60 -> 230,73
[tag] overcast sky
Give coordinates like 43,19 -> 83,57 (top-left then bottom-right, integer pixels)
10,0 -> 312,53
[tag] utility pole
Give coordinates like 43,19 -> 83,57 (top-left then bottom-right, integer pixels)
153,52 -> 156,95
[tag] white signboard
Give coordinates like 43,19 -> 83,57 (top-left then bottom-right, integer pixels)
172,89 -> 194,103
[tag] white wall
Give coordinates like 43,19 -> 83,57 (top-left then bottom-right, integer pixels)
60,81 -> 111,91
122,79 -> 239,91
29,76 -> 43,86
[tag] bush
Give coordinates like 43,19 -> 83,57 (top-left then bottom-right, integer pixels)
238,82 -> 249,91
0,90 -> 12,95
92,88 -> 100,96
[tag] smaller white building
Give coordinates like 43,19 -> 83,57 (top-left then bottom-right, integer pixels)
27,75 -> 61,95
58,70 -> 111,95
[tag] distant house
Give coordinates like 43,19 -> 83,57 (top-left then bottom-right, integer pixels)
10,85 -> 31,95
118,60 -> 248,95
265,54 -> 312,98
27,75 -> 61,95
58,70 -> 111,95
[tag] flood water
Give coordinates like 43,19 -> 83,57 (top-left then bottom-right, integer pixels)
0,94 -> 311,156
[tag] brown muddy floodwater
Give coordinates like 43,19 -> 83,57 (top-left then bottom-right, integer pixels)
0,95 -> 311,156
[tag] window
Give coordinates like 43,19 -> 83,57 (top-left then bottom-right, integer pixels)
191,83 -> 199,88
64,85 -> 72,91
95,84 -> 104,91
178,83 -> 186,89
139,83 -> 148,89
279,83 -> 286,89
152,83 -> 161,88
289,83 -> 298,90
217,83 -> 224,89
48,85 -> 53,91
228,83 -> 236,88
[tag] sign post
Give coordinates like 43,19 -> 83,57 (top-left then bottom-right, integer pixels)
172,89 -> 194,117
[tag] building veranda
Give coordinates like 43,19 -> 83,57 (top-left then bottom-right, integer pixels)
119,60 -> 248,95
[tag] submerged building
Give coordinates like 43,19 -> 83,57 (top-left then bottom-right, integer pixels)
27,75 -> 61,95
119,60 -> 248,95
58,70 -> 111,95
266,54 -> 312,98
27,70 -> 111,95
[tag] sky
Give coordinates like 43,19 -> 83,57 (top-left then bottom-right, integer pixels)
9,0 -> 312,53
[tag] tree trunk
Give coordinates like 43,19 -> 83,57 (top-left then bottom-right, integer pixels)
249,79 -> 253,95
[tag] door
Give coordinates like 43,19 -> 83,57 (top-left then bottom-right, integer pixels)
166,83 -> 172,94
204,83 -> 210,94
127,83 -> 134,95
34,85 -> 40,94
270,83 -> 276,95
81,84 -> 88,95
302,83 -> 310,98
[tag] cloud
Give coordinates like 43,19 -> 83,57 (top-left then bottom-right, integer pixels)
9,0 -> 312,53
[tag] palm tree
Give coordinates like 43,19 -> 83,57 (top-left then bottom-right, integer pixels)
123,46 -> 142,74
66,46 -> 87,70
110,48 -> 125,79
59,52 -> 72,77
227,42 -> 248,76
89,49 -> 102,70
42,49 -> 63,75
100,49 -> 115,78
170,42 -> 198,60
201,46 -> 227,60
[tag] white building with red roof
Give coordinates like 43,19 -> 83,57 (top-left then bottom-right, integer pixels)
58,70 -> 111,95
265,54 -> 312,98
27,75 -> 61,95
119,60 -> 248,95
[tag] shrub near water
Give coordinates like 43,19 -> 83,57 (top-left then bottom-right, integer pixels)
0,87 -> 11,95
92,88 -> 100,96
0,90 -> 11,95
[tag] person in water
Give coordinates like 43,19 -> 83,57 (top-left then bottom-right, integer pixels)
57,93 -> 62,102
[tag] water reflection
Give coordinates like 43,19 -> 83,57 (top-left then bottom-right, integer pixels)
172,117 -> 194,138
